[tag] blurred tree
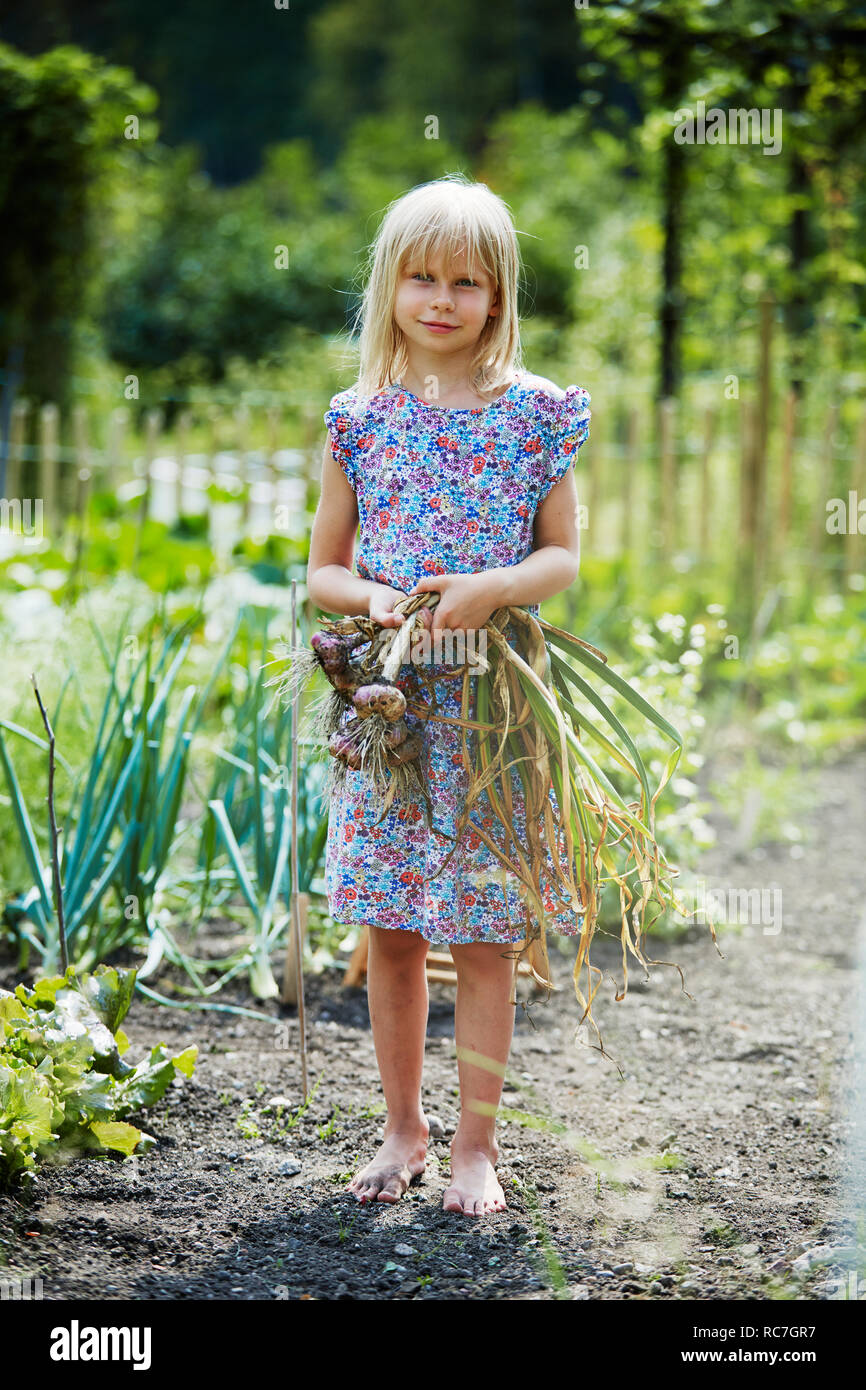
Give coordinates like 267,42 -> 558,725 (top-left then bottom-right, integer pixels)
0,0 -> 587,178
0,0 -> 325,185
578,0 -> 866,401
97,142 -> 355,407
729,4 -> 866,394
0,40 -> 156,411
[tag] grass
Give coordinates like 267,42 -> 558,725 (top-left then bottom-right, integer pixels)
703,1220 -> 741,1248
517,1175 -> 570,1298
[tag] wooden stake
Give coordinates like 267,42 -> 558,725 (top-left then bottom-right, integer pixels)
752,293 -> 774,604
737,397 -> 756,616
106,407 -> 127,496
175,408 -> 191,523
811,401 -> 838,578
266,405 -> 281,526
846,406 -> 866,582
659,397 -> 676,555
343,928 -> 369,988
620,406 -> 638,558
7,397 -> 28,505
777,389 -> 797,574
235,403 -> 251,530
39,402 -> 59,536
698,405 -> 715,561
31,675 -> 68,973
283,580 -> 309,1099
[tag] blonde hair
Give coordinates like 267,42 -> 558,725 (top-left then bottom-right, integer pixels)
347,173 -> 525,404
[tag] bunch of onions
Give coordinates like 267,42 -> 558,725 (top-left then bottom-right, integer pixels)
264,593 -> 438,824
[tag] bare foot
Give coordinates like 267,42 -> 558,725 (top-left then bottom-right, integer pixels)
345,1119 -> 429,1204
442,1136 -> 507,1217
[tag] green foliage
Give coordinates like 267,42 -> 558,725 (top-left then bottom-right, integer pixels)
0,962 -> 196,1187
0,40 -> 158,410
0,603 -> 235,978
97,142 -> 349,395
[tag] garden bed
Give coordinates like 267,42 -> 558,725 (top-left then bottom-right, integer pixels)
0,750 -> 862,1301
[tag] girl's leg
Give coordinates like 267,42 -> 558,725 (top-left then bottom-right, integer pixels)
444,941 -> 516,1216
346,923 -> 431,1204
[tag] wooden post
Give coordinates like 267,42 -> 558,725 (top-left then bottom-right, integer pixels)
697,405 -> 715,562
282,890 -> 308,1004
737,397 -> 756,616
620,405 -> 638,558
138,407 -> 163,527
235,403 -> 251,531
72,406 -> 91,518
282,579 -> 309,1099
811,401 -> 838,579
268,405 -> 284,536
69,405 -> 92,578
751,293 -> 774,601
39,403 -> 60,536
659,397 -> 676,555
301,401 -> 318,511
175,408 -> 191,523
846,406 -> 866,582
206,405 -> 222,538
7,397 -> 28,504
344,927 -> 369,988
106,406 -> 128,494
776,389 -> 797,575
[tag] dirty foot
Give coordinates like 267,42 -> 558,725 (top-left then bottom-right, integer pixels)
443,1137 -> 506,1216
345,1120 -> 429,1204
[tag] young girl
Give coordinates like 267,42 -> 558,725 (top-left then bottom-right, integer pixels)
307,174 -> 591,1218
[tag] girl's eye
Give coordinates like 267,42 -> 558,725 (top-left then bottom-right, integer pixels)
410,273 -> 477,287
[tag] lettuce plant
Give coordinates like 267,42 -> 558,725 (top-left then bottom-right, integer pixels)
0,963 -> 196,1186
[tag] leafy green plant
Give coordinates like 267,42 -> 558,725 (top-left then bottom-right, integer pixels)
236,1100 -> 262,1140
333,1207 -> 360,1242
317,1105 -> 341,1140
0,605 -> 236,980
0,962 -> 196,1187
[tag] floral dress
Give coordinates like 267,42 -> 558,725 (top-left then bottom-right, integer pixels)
322,371 -> 591,945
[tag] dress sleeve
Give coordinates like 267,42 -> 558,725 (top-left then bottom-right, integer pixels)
539,384 -> 591,502
323,391 -> 358,491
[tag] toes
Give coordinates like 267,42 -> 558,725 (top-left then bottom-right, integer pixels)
378,1175 -> 406,1202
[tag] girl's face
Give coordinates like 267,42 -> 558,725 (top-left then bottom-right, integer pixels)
393,247 -> 500,357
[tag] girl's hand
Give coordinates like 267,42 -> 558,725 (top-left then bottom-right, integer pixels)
368,583 -> 409,628
367,583 -> 434,631
408,571 -> 501,635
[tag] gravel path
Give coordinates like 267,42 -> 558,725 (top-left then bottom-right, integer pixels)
1,749 -> 863,1301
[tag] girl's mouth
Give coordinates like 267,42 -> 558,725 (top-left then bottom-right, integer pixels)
421,322 -> 458,333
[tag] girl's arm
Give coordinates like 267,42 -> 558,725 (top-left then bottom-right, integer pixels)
307,435 -> 416,629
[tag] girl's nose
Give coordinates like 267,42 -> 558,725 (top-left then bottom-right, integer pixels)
430,287 -> 454,308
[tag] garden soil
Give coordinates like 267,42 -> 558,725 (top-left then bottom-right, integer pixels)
1,748 -> 864,1301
